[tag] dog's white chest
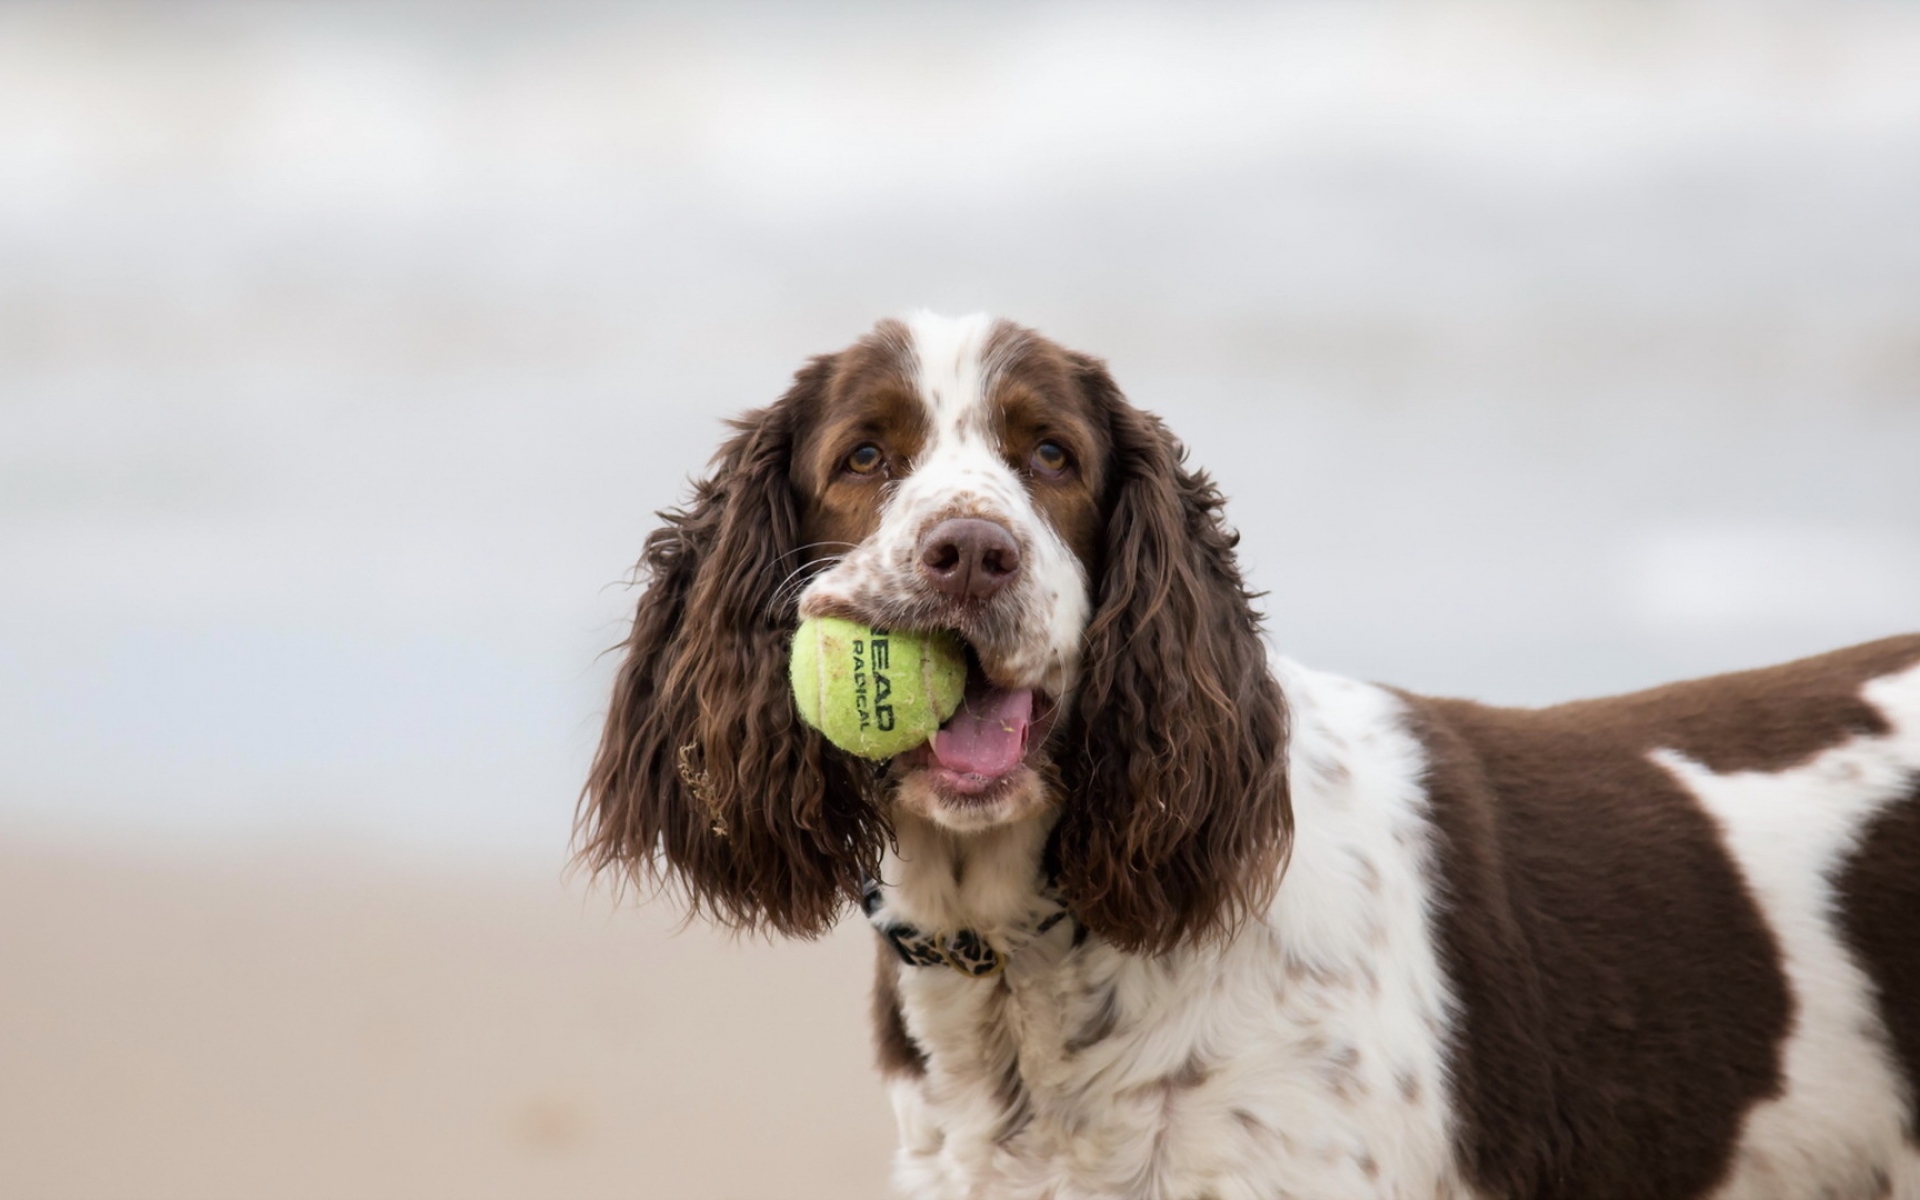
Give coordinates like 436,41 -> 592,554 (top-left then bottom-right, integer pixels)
878,667 -> 1473,1200
886,930 -> 1464,1200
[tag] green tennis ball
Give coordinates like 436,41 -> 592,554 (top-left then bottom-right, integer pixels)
789,616 -> 966,760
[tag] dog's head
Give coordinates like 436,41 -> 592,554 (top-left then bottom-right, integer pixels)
579,314 -> 1290,952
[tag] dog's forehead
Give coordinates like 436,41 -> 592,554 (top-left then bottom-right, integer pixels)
899,311 -> 995,427
893,311 -> 1073,445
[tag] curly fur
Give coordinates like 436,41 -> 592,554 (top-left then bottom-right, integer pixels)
1051,355 -> 1293,954
577,357 -> 885,937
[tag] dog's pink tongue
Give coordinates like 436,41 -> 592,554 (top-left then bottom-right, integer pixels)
932,685 -> 1033,778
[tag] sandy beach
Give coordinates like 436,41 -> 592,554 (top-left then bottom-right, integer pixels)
0,836 -> 895,1200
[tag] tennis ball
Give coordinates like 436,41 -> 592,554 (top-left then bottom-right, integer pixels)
789,617 -> 966,759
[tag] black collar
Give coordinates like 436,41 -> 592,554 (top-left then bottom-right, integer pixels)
862,876 -> 1072,978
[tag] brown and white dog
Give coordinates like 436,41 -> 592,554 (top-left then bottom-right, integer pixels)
580,312 -> 1920,1200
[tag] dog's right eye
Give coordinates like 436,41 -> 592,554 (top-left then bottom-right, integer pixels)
845,443 -> 885,476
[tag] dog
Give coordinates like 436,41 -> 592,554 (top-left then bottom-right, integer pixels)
580,312 -> 1920,1199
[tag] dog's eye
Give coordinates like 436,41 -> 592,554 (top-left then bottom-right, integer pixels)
845,443 -> 885,476
1030,441 -> 1071,475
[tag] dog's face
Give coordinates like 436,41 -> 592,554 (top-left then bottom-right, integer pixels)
580,313 -> 1291,951
791,314 -> 1110,831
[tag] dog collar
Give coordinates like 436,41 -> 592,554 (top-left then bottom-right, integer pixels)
861,876 -> 1071,978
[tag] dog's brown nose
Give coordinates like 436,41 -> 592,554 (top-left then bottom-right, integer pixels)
919,518 -> 1021,602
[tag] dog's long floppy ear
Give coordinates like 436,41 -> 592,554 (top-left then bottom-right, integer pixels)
577,356 -> 882,937
1052,356 -> 1293,955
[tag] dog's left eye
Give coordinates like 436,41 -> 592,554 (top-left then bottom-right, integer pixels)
1030,441 -> 1071,475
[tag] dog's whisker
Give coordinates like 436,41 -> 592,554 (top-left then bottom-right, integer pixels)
771,555 -> 842,612
772,541 -> 858,570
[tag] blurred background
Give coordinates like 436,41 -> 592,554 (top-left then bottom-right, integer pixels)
2,2 -> 1917,1197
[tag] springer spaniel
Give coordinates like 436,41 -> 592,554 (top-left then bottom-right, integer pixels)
581,312 -> 1920,1200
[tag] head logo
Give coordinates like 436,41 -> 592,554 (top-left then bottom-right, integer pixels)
847,632 -> 896,733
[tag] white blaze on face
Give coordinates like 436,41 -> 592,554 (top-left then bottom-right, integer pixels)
799,311 -> 1091,698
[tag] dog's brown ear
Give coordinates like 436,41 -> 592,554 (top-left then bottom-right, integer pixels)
576,356 -> 883,937
1052,355 -> 1293,954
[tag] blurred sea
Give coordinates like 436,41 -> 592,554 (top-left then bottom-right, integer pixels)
3,1 -> 1918,865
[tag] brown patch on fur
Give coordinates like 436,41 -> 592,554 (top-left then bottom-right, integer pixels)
1350,850 -> 1382,895
992,1054 -> 1034,1145
1284,953 -> 1352,992
1395,1068 -> 1422,1105
1065,984 -> 1121,1056
1123,1051 -> 1213,1107
1052,355 -> 1293,954
1390,637 -> 1920,1199
1834,780 -> 1920,1143
1318,1043 -> 1364,1101
1166,1051 -> 1212,1091
1549,635 -> 1920,774
976,325 -> 1111,569
871,938 -> 926,1078
793,323 -> 930,558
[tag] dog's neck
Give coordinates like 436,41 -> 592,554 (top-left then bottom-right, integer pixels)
872,807 -> 1064,957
